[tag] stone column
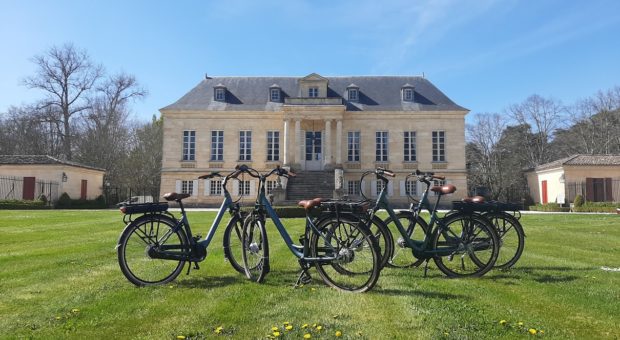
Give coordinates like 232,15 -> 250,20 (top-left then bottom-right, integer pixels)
294,119 -> 302,165
324,119 -> 332,168
283,119 -> 289,165
336,120 -> 343,165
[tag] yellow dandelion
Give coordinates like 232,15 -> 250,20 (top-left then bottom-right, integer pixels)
272,326 -> 279,331
312,323 -> 317,327
540,330 -> 545,334
529,328 -> 537,335
55,316 -> 61,320
285,325 -> 293,331
71,308 -> 80,314
302,324 -> 309,328
499,320 -> 507,326
273,331 -> 281,337
333,314 -> 339,319
316,325 -> 323,331
444,332 -> 449,336
311,288 -> 316,291
304,334 -> 312,339
518,322 -> 524,327
169,285 -> 174,288
335,330 -> 343,337
176,336 -> 186,340
215,326 -> 224,334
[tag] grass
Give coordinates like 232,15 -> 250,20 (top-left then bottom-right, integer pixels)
1,210 -> 619,339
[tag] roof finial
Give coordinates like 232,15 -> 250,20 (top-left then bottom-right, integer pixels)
205,73 -> 211,79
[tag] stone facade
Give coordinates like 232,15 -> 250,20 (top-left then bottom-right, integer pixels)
160,73 -> 469,206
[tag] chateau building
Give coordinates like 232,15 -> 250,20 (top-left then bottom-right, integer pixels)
160,73 -> 468,206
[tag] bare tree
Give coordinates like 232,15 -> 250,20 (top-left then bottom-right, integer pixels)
507,95 -> 565,167
22,43 -> 103,160
466,113 -> 507,199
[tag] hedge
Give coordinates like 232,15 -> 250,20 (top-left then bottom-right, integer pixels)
55,193 -> 107,209
528,203 -> 571,212
572,202 -> 620,213
0,199 -> 49,210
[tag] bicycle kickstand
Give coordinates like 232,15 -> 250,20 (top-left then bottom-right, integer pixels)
294,260 -> 312,288
186,261 -> 200,275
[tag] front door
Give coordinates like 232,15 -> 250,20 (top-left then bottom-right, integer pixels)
541,180 -> 548,204
305,131 -> 322,171
23,177 -> 35,200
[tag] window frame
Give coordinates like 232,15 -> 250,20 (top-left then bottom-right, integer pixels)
214,87 -> 226,101
267,130 -> 280,161
347,131 -> 360,162
347,180 -> 360,196
348,88 -> 359,101
181,180 -> 194,195
182,130 -> 196,161
270,88 -> 280,102
210,179 -> 222,196
238,180 -> 251,196
404,131 -> 417,162
375,131 -> 388,162
210,130 -> 224,161
308,87 -> 319,98
403,88 -> 414,102
239,130 -> 252,161
432,130 -> 446,162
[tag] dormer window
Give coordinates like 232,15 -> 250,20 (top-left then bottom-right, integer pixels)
402,84 -> 414,102
347,84 -> 359,102
269,84 -> 281,102
308,87 -> 319,98
214,84 -> 226,102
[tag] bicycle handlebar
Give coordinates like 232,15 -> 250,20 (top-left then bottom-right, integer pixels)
414,169 -> 445,181
198,172 -> 222,179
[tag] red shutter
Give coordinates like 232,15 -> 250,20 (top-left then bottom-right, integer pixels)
605,178 -> 613,202
541,180 -> 548,204
585,178 -> 594,201
23,177 -> 36,200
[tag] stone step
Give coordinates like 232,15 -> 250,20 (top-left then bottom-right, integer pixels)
286,171 -> 335,201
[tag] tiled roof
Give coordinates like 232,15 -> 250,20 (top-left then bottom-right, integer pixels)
533,154 -> 620,171
0,155 -> 106,172
161,75 -> 468,112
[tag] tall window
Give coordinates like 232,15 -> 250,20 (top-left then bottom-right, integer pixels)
238,180 -> 250,196
405,180 -> 417,196
181,180 -> 193,195
348,131 -> 360,162
404,131 -> 417,162
211,130 -> 223,161
308,87 -> 319,97
347,180 -> 360,196
267,131 -> 280,161
376,180 -> 386,195
376,131 -> 388,162
239,130 -> 252,161
403,88 -> 414,101
183,130 -> 195,161
210,180 -> 222,196
432,131 -> 446,162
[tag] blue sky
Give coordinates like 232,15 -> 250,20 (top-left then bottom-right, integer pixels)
1,0 -> 619,122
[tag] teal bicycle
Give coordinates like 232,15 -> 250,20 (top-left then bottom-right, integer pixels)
366,169 -> 500,277
238,165 -> 382,293
116,169 -> 249,286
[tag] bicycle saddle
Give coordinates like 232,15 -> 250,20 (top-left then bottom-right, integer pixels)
163,192 -> 191,201
462,195 -> 485,203
297,197 -> 325,211
430,184 -> 457,195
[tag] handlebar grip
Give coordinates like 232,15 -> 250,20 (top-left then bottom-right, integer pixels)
288,171 -> 297,177
384,171 -> 395,177
433,175 -> 446,180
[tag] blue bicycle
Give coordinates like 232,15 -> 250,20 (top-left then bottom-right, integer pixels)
116,169 -> 249,286
237,165 -> 382,293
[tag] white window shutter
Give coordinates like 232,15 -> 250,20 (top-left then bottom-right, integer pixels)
400,180 -> 406,197
371,180 -> 377,197
175,180 -> 181,193
249,180 -> 256,196
388,181 -> 394,197
417,181 -> 424,199
360,180 -> 366,196
192,180 -> 198,196
233,180 -> 239,196
221,181 -> 225,196
205,179 -> 211,196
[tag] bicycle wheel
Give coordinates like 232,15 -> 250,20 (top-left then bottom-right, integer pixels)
117,215 -> 188,286
222,214 -> 246,274
483,212 -> 525,269
311,215 -> 381,293
432,214 -> 499,278
366,215 -> 393,269
241,215 -> 269,283
383,211 -> 429,268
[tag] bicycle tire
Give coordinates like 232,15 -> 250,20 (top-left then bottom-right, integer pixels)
482,211 -> 525,269
383,211 -> 429,268
117,215 -> 188,286
241,214 -> 270,283
432,213 -> 499,278
222,215 -> 246,274
310,215 -> 381,293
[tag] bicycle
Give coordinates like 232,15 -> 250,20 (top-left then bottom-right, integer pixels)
238,165 -> 382,293
116,169 -> 249,286
451,196 -> 525,269
366,169 -> 500,277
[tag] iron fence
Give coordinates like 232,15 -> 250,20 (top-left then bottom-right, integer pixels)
0,176 -> 59,204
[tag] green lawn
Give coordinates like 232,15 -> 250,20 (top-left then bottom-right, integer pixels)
1,210 -> 619,339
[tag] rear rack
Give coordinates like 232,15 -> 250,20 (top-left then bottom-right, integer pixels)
119,202 -> 172,223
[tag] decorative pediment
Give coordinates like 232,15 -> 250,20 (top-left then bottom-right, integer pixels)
300,73 -> 328,82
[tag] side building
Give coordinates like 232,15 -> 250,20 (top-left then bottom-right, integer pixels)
160,73 -> 469,206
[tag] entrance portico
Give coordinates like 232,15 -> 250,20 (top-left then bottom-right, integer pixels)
282,105 -> 344,171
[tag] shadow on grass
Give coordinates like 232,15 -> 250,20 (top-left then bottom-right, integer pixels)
487,266 -> 589,284
175,275 -> 245,289
376,288 -> 469,300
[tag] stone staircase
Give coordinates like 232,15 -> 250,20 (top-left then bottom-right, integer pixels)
286,171 -> 335,202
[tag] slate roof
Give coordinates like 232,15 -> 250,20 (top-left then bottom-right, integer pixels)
532,154 -> 620,171
0,155 -> 106,172
161,75 -> 468,112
